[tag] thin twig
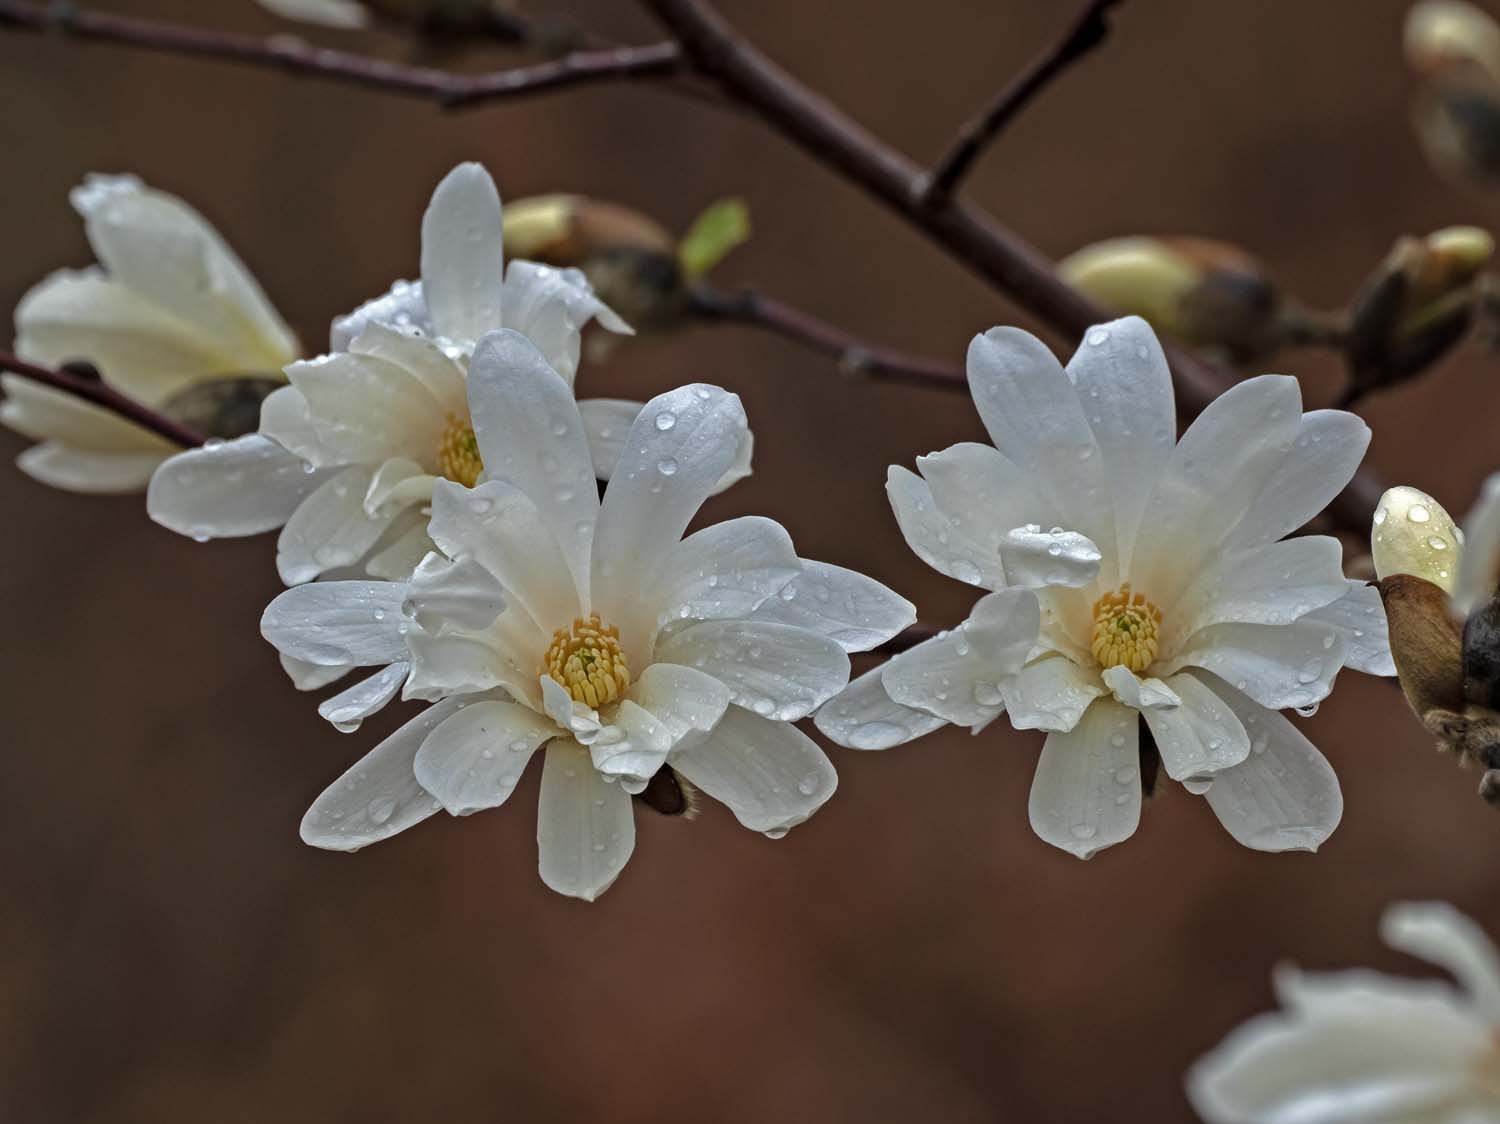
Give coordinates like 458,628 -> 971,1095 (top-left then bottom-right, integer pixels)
0,0 -> 681,109
920,0 -> 1124,204
688,286 -> 965,388
0,352 -> 205,448
639,0 -> 1385,536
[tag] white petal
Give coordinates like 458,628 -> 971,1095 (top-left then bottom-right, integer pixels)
1302,580 -> 1394,677
403,553 -> 507,634
915,442 -> 1042,552
1064,316 -> 1176,566
1382,902 -> 1500,1020
502,261 -> 631,385
412,700 -> 556,816
347,322 -> 466,413
467,330 -> 599,598
1161,620 -> 1348,711
261,580 -> 409,666
300,700 -> 459,851
277,465 -> 400,585
813,666 -> 948,750
966,326 -> 1115,571
670,706 -> 836,834
282,351 -> 443,463
654,620 -> 850,721
317,662 -> 409,732
2,368 -> 171,451
365,520 -> 435,582
1455,472 -> 1500,615
258,0 -> 371,30
280,653 -> 351,691
645,516 -> 801,633
148,434 -> 326,538
427,478 -> 580,630
536,740 -> 635,901
69,175 -> 297,373
1169,535 -> 1350,649
363,457 -> 429,517
887,465 -> 1007,589
1028,699 -> 1141,859
1139,672 -> 1251,782
1129,375 -> 1303,599
577,397 -> 642,480
330,279 -> 430,352
1100,665 -> 1182,710
627,662 -> 733,748
1228,409 -> 1372,550
746,560 -> 916,652
1198,677 -> 1343,852
404,629 -> 514,702
998,524 -> 1102,589
13,442 -> 165,493
421,163 -> 504,344
590,700 -> 673,789
591,384 -> 749,627
1000,656 -> 1104,732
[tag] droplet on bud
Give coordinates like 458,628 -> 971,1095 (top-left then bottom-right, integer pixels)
1372,485 -> 1463,591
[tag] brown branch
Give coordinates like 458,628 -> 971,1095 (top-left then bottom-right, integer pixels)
0,352 -> 205,448
0,0 -> 681,109
920,0 -> 1124,204
640,0 -> 1385,536
687,286 -> 965,388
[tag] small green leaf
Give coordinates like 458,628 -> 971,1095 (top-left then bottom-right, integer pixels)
678,197 -> 751,281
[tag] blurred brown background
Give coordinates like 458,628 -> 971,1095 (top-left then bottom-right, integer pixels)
2,1 -> 1498,1120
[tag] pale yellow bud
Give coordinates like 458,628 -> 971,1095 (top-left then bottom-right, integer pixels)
1372,485 -> 1464,592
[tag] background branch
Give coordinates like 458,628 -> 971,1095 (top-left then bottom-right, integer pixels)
0,353 -> 205,448
920,0 -> 1124,203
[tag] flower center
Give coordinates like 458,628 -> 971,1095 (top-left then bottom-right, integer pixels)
545,614 -> 631,708
1090,583 -> 1163,673
437,413 -> 484,487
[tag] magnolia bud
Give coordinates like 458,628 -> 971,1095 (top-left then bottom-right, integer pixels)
1406,2 -> 1500,186
1372,485 -> 1463,592
1058,236 -> 1285,365
1344,226 -> 1492,398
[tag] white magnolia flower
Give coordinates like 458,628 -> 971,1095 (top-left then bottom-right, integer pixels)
148,163 -> 711,595
261,328 -> 913,900
1188,901 -> 1500,1124
2,175 -> 298,492
817,316 -> 1393,857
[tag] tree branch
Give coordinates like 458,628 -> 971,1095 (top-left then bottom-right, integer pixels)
687,286 -> 965,388
640,0 -> 1384,536
0,352 -> 205,448
0,0 -> 682,109
920,0 -> 1124,204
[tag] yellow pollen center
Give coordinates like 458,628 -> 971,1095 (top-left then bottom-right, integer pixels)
1090,583 -> 1163,673
438,413 -> 484,487
545,614 -> 631,708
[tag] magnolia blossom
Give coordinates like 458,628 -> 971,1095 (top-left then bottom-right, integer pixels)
147,163 -> 710,596
817,316 -> 1393,857
1189,902 -> 1500,1123
2,175 -> 298,492
261,328 -> 913,899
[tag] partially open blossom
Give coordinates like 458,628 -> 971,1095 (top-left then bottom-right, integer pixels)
148,164 -> 749,596
1188,901 -> 1500,1123
2,175 -> 298,492
1406,0 -> 1500,188
817,317 -> 1391,857
261,328 -> 913,899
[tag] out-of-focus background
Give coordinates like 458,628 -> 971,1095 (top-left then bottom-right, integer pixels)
2,1 -> 1497,1120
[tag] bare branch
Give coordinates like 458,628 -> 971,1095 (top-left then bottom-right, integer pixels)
0,0 -> 681,109
688,286 -> 965,388
921,0 -> 1124,204
640,0 -> 1385,536
0,352 -> 205,449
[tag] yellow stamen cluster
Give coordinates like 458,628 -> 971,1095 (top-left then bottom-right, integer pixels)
1091,583 -> 1163,673
544,614 -> 631,708
437,413 -> 484,487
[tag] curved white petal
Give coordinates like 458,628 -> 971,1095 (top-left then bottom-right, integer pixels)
421,163 -> 505,344
1162,619 -> 1348,712
813,665 -> 948,750
645,515 -> 801,633
590,700 -> 673,789
1169,535 -> 1350,648
654,620 -> 850,721
281,653 -> 353,691
1382,902 -> 1500,1020
13,442 -> 165,493
148,434 -> 326,538
887,465 -> 1007,589
363,457 -> 433,518
1140,672 -> 1251,781
502,261 -> 631,384
1302,581 -> 1395,677
2,368 -> 171,452
261,580 -> 409,666
1028,699 -> 1141,859
365,519 -> 435,582
999,524 -> 1102,589
627,662 -> 733,748
577,397 -> 642,481
348,322 -> 466,414
412,699 -> 557,816
1198,677 -> 1343,852
284,351 -> 443,461
670,706 -> 837,835
746,560 -> 916,652
915,442 -> 1043,552
1456,472 -> 1500,616
1228,409 -> 1372,550
330,279 -> 429,352
317,662 -> 409,732
299,698 -> 461,852
467,330 -> 599,599
1064,316 -> 1176,566
1000,656 -> 1104,733
536,739 -> 635,901
277,465 -> 400,585
403,554 -> 507,634
404,629 -> 515,702
258,0 -> 371,29
1100,665 -> 1182,710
